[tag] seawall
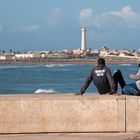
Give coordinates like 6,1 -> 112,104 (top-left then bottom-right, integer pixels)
0,94 -> 139,133
0,57 -> 137,65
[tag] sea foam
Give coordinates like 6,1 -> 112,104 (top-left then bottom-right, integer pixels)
34,89 -> 56,94
45,64 -> 73,68
119,64 -> 132,66
0,65 -> 39,70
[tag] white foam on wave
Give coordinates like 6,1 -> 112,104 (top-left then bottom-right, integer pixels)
45,64 -> 73,68
119,64 -> 132,66
45,64 -> 58,68
34,89 -> 56,94
0,65 -> 39,70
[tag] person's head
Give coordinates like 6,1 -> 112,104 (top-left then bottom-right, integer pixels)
97,58 -> 105,66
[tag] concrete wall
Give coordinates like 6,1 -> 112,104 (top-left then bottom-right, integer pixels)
126,96 -> 140,132
0,94 -> 125,133
0,94 -> 139,133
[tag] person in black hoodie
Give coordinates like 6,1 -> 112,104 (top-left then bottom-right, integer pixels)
77,58 -> 126,95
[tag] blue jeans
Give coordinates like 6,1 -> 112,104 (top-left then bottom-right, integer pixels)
122,83 -> 139,95
113,69 -> 139,95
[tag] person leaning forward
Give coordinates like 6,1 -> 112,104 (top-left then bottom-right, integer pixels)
76,58 -> 116,95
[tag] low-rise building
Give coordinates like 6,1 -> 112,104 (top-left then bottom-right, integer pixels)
15,54 -> 34,59
0,55 -> 6,60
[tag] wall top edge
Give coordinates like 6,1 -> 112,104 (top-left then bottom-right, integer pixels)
0,94 -> 129,100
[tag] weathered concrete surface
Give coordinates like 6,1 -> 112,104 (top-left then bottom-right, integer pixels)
0,94 -> 126,133
0,133 -> 139,140
126,96 -> 140,132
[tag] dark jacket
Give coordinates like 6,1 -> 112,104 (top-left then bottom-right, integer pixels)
80,65 -> 115,94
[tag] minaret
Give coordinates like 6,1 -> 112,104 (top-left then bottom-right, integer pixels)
81,26 -> 86,51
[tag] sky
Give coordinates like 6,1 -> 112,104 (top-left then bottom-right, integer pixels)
0,0 -> 140,51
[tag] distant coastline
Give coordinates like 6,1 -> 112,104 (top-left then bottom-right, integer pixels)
0,57 -> 137,64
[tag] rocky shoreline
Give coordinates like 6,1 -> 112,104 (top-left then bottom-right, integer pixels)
0,57 -> 137,64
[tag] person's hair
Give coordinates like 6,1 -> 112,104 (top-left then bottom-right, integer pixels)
97,58 -> 105,66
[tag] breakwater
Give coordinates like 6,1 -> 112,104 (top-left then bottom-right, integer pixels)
0,57 -> 137,64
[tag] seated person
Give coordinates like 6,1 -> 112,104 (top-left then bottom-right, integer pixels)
77,57 -> 140,96
121,63 -> 140,96
78,58 -> 116,95
112,64 -> 140,96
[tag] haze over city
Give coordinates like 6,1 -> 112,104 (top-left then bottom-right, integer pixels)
0,0 -> 140,51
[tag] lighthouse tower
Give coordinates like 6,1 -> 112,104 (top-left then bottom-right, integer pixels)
81,26 -> 86,51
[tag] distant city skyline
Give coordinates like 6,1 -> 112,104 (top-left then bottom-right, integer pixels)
0,0 -> 140,51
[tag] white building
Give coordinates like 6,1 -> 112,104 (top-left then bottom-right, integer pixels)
0,55 -> 6,60
15,54 -> 34,59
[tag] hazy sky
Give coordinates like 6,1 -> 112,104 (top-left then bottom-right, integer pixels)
0,0 -> 140,51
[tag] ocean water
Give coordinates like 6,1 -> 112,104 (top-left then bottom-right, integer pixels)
0,63 -> 138,94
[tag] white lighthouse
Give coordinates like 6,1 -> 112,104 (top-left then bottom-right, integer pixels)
81,26 -> 86,51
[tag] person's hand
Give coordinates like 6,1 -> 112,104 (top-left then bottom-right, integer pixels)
74,93 -> 83,95
107,91 -> 114,95
114,93 -> 118,96
107,91 -> 118,95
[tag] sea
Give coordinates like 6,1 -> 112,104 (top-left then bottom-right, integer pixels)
0,63 -> 138,94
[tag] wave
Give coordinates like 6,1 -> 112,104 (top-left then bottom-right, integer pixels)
45,64 -> 74,68
0,63 -> 74,70
34,88 -> 56,94
119,64 -> 132,66
0,65 -> 40,70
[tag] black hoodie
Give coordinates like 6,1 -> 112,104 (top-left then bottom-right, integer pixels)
80,65 -> 115,94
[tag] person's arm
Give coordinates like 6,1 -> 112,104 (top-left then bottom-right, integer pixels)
106,67 -> 115,94
129,69 -> 140,80
80,69 -> 93,95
